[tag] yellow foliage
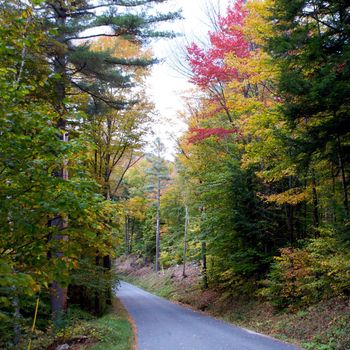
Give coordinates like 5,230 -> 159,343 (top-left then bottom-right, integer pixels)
245,0 -> 275,46
264,188 -> 309,205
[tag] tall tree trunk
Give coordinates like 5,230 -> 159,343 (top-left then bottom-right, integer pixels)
155,176 -> 161,272
331,163 -> 337,224
337,136 -> 349,218
100,154 -> 112,307
103,255 -> 112,306
201,241 -> 208,290
105,153 -> 111,200
94,150 -> 98,176
285,205 -> 294,244
125,215 -> 129,255
50,4 -> 68,320
11,284 -> 21,348
129,219 -> 134,253
94,255 -> 100,315
182,205 -> 189,278
311,169 -> 320,236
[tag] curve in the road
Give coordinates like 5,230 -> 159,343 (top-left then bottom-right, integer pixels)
116,281 -> 301,350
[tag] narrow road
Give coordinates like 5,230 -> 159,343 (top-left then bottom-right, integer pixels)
116,281 -> 301,350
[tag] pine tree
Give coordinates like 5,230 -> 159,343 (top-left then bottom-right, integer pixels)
30,0 -> 180,317
0,1 -> 116,341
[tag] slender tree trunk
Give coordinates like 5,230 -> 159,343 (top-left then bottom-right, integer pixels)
102,187 -> 111,306
155,176 -> 161,272
285,204 -> 294,244
331,163 -> 337,224
337,136 -> 349,218
129,219 -> 134,253
94,255 -> 100,315
201,241 -> 208,289
11,284 -> 21,348
94,150 -> 98,176
311,169 -> 320,236
105,153 -> 111,200
103,255 -> 112,306
9,213 -> 21,346
182,205 -> 189,278
125,215 -> 129,255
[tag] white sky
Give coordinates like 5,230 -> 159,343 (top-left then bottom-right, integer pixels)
146,0 -> 231,159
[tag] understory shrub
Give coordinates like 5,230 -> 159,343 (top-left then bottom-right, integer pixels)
262,235 -> 350,309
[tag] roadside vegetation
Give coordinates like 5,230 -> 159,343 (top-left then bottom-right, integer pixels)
118,256 -> 350,350
24,298 -> 134,350
0,0 -> 178,347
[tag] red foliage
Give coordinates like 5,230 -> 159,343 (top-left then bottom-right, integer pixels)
188,127 -> 238,143
186,0 -> 249,89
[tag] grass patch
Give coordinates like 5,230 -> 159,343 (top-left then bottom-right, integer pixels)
26,298 -> 134,350
121,271 -> 176,299
90,299 -> 134,350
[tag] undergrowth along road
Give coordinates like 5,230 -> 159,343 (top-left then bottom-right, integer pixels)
117,256 -> 350,350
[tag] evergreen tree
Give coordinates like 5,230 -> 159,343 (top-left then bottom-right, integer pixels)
268,0 -> 350,221
31,0 -> 180,315
0,2 -> 114,342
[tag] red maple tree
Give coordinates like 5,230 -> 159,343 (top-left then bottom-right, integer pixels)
186,0 -> 248,140
188,127 -> 238,143
186,0 -> 248,89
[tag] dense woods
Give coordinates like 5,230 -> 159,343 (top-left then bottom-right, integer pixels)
122,0 -> 350,307
0,0 -> 179,347
1,0 -> 349,349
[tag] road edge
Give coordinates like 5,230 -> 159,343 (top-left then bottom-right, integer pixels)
115,294 -> 138,350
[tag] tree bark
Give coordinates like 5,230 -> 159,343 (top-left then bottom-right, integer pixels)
285,204 -> 294,244
182,205 -> 189,278
129,218 -> 134,253
103,255 -> 112,306
337,136 -> 349,218
49,2 -> 70,322
201,241 -> 208,290
155,176 -> 161,272
11,284 -> 21,348
94,255 -> 100,315
311,169 -> 320,237
125,215 -> 130,255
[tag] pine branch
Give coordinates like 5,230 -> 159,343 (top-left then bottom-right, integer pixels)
71,80 -> 127,109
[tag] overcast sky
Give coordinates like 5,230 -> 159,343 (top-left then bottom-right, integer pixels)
146,0 -> 231,159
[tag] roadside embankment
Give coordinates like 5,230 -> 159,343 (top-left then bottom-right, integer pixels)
117,255 -> 350,350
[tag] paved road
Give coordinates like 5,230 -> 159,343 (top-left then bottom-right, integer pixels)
116,281 -> 301,350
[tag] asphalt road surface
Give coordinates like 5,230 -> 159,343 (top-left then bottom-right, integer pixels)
116,281 -> 301,350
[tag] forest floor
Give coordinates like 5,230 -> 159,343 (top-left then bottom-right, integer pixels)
116,255 -> 350,350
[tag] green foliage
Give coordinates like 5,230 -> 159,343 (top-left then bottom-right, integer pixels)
26,303 -> 133,350
0,0 -> 179,344
141,206 -> 157,261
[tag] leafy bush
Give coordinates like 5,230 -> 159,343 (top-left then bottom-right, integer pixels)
262,236 -> 350,309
